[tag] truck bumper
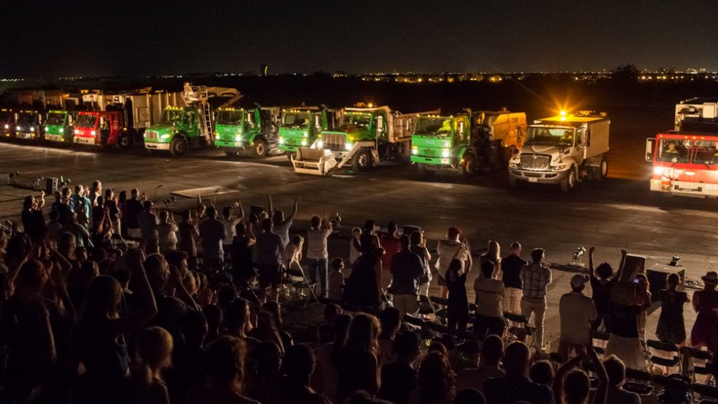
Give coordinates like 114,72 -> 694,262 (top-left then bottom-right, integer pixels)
145,141 -> 171,150
74,136 -> 98,146
215,140 -> 247,149
650,178 -> 718,197
510,168 -> 568,184
278,144 -> 299,153
45,134 -> 69,143
411,156 -> 452,165
16,132 -> 38,140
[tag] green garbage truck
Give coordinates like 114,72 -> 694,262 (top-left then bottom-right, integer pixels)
214,106 -> 280,158
44,110 -> 77,143
277,107 -> 337,160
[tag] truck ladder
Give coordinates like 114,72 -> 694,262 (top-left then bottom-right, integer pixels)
201,101 -> 214,141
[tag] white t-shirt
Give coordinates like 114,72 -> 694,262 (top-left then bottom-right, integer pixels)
307,227 -> 332,260
436,239 -> 470,279
220,217 -> 239,245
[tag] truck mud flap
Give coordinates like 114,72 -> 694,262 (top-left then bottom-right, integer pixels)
291,148 -> 337,176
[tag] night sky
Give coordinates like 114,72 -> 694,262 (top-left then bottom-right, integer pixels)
2,0 -> 717,78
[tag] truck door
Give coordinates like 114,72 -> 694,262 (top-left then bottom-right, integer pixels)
576,127 -> 587,159
376,113 -> 386,140
183,111 -> 196,134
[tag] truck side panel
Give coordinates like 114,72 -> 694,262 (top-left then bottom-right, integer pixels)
587,120 -> 610,157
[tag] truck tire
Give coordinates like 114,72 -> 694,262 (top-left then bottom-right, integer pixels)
352,149 -> 372,172
560,167 -> 576,193
117,133 -> 133,150
224,150 -> 239,158
170,137 -> 188,157
250,139 -> 268,158
459,155 -> 476,178
592,157 -> 608,181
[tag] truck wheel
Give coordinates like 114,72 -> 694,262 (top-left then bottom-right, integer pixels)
250,139 -> 268,158
170,137 -> 188,157
224,150 -> 239,158
352,149 -> 372,172
561,167 -> 576,193
459,155 -> 476,178
118,133 -> 133,150
592,157 -> 608,181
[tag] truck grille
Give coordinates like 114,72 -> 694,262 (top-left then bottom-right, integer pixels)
323,133 -> 346,150
520,154 -> 550,170
145,131 -> 158,140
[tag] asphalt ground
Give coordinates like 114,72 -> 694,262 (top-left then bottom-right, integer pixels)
0,104 -> 715,349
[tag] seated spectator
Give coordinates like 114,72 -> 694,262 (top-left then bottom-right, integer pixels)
128,326 -> 173,404
245,341 -> 283,403
378,306 -> 402,365
558,275 -> 597,361
529,360 -> 554,387
273,344 -> 332,404
183,336 -> 260,404
453,389 -> 486,404
417,351 -> 456,404
169,310 -> 208,404
249,301 -> 293,352
483,342 -> 554,404
203,304 -> 223,346
337,313 -> 381,402
224,299 -> 261,350
453,340 -> 481,373
379,331 -> 421,404
316,303 -> 342,345
552,346 -> 608,404
602,355 -> 640,404
315,314 -> 352,403
456,334 -> 505,392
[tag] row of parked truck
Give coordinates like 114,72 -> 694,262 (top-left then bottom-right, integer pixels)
1,83 -> 614,192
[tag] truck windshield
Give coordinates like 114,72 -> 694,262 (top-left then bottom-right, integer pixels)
46,112 -> 66,126
76,114 -> 98,128
656,138 -> 692,163
160,110 -> 183,125
525,127 -> 574,146
415,117 -> 453,136
691,140 -> 718,165
17,113 -> 36,125
339,113 -> 371,129
216,110 -> 242,125
0,111 -> 11,121
281,111 -> 310,129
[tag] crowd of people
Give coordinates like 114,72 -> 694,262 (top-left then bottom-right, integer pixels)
0,180 -> 715,404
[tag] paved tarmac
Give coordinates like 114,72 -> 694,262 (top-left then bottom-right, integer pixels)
0,108 -> 715,348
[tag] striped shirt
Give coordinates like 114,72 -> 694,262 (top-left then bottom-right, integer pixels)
520,263 -> 552,299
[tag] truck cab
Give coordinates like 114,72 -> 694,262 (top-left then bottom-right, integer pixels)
315,108 -> 391,169
509,111 -> 609,192
278,108 -> 333,158
73,111 -> 124,147
15,110 -> 44,141
411,114 -> 471,174
214,107 -> 279,158
1,108 -> 16,138
44,110 -> 76,143
144,106 -> 209,156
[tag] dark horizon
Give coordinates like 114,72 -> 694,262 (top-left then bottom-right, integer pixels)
2,0 -> 717,78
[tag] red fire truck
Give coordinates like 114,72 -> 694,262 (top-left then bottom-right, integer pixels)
73,111 -> 125,147
646,132 -> 718,197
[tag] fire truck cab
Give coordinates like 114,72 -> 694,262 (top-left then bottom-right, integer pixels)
646,132 -> 718,197
73,111 -> 124,147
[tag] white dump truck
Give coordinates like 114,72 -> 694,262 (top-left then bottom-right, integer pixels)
508,111 -> 610,192
291,106 -> 438,176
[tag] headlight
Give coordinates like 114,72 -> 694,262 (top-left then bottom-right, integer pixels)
161,134 -> 171,140
441,148 -> 450,158
3,124 -> 7,129
30,127 -> 35,131
74,129 -> 80,135
301,139 -> 307,146
317,140 -> 323,149
234,135 -> 242,142
552,165 -> 567,170
412,146 -> 418,155
59,128 -> 64,133
278,137 -> 285,145
90,130 -> 96,136
653,166 -> 665,176
303,131 -> 308,137
45,126 -> 49,131
16,126 -> 21,131
345,142 -> 353,151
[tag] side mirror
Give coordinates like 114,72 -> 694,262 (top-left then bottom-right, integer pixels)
377,116 -> 384,131
645,138 -> 655,162
458,121 -> 465,136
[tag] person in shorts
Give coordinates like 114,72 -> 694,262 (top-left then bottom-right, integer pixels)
256,218 -> 285,303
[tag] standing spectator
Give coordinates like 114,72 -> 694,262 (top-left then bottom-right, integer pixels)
231,222 -> 256,290
602,355 -> 641,404
256,218 -> 285,303
183,336 -> 260,404
284,235 -> 304,274
306,214 -> 332,299
268,195 -> 300,247
409,231 -> 432,297
389,235 -> 424,316
64,212 -> 92,248
349,227 -> 363,265
275,344 -> 333,404
416,351 -> 455,404
178,210 -> 200,271
337,313 -> 381,402
479,240 -> 501,274
520,248 -> 552,353
473,260 -> 504,337
456,334 -> 505,392
118,190 -> 128,236
220,205 -> 243,261
169,310 -> 208,404
656,273 -> 689,346
128,327 -> 173,404
344,248 -> 384,308
157,210 -> 178,255
198,206 -> 227,274
328,257 -> 345,301
315,314 -> 351,403
46,210 -> 62,243
634,273 -> 651,342
71,185 -> 90,221
552,347 -> 608,404
604,280 -> 651,370
691,271 -> 718,349
359,220 -> 381,254
380,221 -> 401,289
558,275 -> 597,361
501,242 -> 527,315
21,192 -> 46,241
137,201 -> 159,254
483,342 -> 555,404
125,189 -> 145,239
104,189 -> 121,236
436,227 -> 469,298
589,247 -> 625,332
447,244 -> 473,332
379,331 -> 421,404
88,180 -> 102,206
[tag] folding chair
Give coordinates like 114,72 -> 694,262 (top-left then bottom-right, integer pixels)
680,346 -> 713,381
694,383 -> 718,402
418,295 -> 436,317
647,340 -> 681,375
403,314 -> 431,340
428,295 -> 449,322
624,368 -> 654,398
502,311 -> 537,352
654,374 -> 690,404
284,266 -> 321,309
591,330 -> 610,358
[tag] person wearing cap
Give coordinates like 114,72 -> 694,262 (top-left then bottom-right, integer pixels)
690,271 -> 718,350
436,227 -> 470,298
558,274 -> 597,361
